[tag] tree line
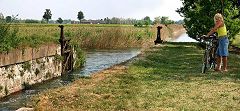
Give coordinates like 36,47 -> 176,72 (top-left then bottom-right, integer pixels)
0,9 -> 181,26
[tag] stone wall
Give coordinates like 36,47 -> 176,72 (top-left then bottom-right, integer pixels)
0,44 -> 62,98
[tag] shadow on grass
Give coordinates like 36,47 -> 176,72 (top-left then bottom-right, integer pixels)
132,42 -> 240,82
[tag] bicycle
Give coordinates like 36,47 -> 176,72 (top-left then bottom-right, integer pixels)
199,34 -> 218,73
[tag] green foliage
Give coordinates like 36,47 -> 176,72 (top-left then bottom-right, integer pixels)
5,16 -> 11,23
152,16 -> 174,25
71,43 -> 86,69
160,16 -> 174,25
232,34 -> 240,47
134,21 -> 143,27
143,16 -> 151,26
57,17 -> 63,24
145,28 -> 153,37
20,34 -> 57,48
54,54 -> 64,62
176,0 -> 240,40
77,11 -> 84,23
153,16 -> 161,24
0,20 -> 20,53
43,9 -> 52,23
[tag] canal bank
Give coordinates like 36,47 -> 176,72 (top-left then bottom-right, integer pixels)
0,48 -> 141,110
31,42 -> 240,111
0,24 -> 186,110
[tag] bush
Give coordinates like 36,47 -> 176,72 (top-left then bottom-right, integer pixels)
0,20 -> 20,53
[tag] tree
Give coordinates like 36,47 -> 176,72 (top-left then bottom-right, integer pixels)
160,16 -> 174,25
5,16 -> 11,23
111,17 -> 120,24
57,17 -> 63,24
0,13 -> 4,20
153,16 -> 161,25
176,0 -> 240,40
77,11 -> 84,23
43,9 -> 52,23
143,16 -> 151,26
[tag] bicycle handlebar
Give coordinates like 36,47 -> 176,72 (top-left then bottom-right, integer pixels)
198,34 -> 217,41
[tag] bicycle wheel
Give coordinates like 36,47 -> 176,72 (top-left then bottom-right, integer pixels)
202,50 -> 209,73
209,47 -> 216,69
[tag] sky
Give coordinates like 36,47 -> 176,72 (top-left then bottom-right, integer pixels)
0,0 -> 183,21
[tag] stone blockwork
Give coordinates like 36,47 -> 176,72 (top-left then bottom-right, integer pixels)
0,44 -> 62,98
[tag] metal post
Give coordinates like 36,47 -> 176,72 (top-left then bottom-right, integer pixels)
59,25 -> 64,56
58,25 -> 73,74
154,26 -> 163,45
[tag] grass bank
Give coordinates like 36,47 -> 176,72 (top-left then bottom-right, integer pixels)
31,42 -> 240,111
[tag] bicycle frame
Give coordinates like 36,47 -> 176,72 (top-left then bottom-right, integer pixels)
200,35 -> 218,73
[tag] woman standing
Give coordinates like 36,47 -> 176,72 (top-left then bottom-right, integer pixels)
207,13 -> 229,72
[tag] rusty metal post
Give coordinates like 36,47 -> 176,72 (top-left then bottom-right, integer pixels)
58,25 -> 73,74
154,26 -> 163,45
59,25 -> 64,56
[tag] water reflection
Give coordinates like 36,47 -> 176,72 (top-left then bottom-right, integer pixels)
171,33 -> 197,42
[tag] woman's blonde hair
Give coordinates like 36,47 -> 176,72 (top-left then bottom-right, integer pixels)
214,13 -> 224,24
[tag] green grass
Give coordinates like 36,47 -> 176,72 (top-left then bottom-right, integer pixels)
13,24 -> 155,49
31,42 -> 240,111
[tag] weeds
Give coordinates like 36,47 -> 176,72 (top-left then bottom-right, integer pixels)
0,20 -> 20,53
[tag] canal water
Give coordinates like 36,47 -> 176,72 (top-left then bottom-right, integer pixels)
0,32 -> 196,110
171,33 -> 197,42
0,48 -> 141,111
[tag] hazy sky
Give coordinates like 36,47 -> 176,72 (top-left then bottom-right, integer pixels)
0,0 -> 183,21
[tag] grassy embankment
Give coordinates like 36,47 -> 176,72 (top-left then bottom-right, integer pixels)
31,42 -> 240,111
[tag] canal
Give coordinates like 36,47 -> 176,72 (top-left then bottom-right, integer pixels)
0,48 -> 141,111
0,32 -> 197,110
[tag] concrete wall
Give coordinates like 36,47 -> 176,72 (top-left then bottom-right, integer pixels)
0,44 -> 62,98
0,44 -> 59,67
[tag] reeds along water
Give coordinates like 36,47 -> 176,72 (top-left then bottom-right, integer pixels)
15,24 -> 184,49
